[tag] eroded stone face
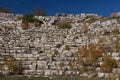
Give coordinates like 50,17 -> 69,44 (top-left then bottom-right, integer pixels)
0,13 -> 120,79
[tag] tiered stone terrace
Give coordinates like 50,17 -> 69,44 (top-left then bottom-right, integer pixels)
0,13 -> 120,79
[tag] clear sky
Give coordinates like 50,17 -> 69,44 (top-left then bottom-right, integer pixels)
0,0 -> 120,17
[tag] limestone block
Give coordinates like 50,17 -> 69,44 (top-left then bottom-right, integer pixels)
37,61 -> 47,69
36,70 -> 44,75
32,50 -> 38,54
44,70 -> 51,76
112,52 -> 119,57
27,54 -> 33,58
97,72 -> 105,78
28,57 -> 37,61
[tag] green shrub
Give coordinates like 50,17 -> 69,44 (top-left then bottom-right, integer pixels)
57,22 -> 72,29
22,14 -> 34,23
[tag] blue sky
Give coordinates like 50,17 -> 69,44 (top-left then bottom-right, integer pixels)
0,0 -> 120,17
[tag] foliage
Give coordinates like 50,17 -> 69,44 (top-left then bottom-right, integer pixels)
111,27 -> 119,35
81,23 -> 88,34
88,43 -> 100,62
65,45 -> 70,50
84,18 -> 96,24
98,37 -> 106,43
117,18 -> 120,23
75,43 -> 103,73
58,63 -> 64,69
104,27 -> 120,35
114,41 -> 120,52
17,16 -> 22,20
101,56 -> 118,72
22,14 -> 44,29
99,16 -> 106,22
33,19 -> 42,27
53,49 -> 59,56
22,14 -> 34,23
3,55 -> 23,76
0,6 -> 12,13
75,46 -> 88,64
81,65 -> 89,73
77,43 -> 100,63
104,29 -> 110,35
70,61 -> 76,70
56,22 -> 72,29
22,22 -> 29,30
107,16 -> 120,23
33,21 -> 40,27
